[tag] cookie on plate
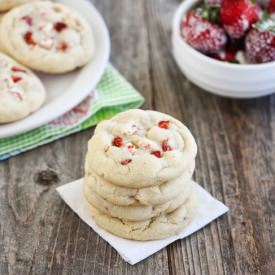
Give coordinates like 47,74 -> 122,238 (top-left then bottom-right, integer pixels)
0,1 -> 94,73
85,190 -> 197,241
0,0 -> 39,12
86,109 -> 198,188
0,52 -> 46,124
85,161 -> 195,206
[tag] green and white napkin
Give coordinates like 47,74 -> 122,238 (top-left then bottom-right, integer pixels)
0,65 -> 144,160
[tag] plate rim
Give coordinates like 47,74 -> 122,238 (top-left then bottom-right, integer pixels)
0,0 -> 110,138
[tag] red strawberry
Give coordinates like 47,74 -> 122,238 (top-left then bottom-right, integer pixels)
21,16 -> 33,26
220,0 -> 261,39
211,47 -> 239,62
158,120 -> 170,129
113,136 -> 123,147
11,66 -> 26,73
246,17 -> 275,63
24,31 -> 36,46
120,159 -> 132,165
11,76 -> 22,83
162,139 -> 173,152
268,0 -> 275,13
54,22 -> 67,32
181,10 -> 227,53
151,151 -> 163,158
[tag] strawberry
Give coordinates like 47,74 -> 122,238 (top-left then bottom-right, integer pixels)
21,16 -> 33,26
120,159 -> 132,165
24,31 -> 36,46
54,22 -> 67,32
162,139 -> 173,152
151,151 -> 163,158
158,120 -> 170,129
245,17 -> 275,63
57,41 -> 69,52
11,66 -> 26,73
11,76 -> 22,83
220,0 -> 261,39
211,47 -> 239,62
181,9 -> 227,53
268,0 -> 275,13
113,136 -> 123,147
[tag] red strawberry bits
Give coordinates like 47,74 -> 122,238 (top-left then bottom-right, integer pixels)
11,66 -> 26,73
11,76 -> 22,83
113,137 -> 123,147
54,22 -> 67,32
24,31 -> 36,46
162,139 -> 173,152
158,120 -> 170,129
21,16 -> 33,26
151,151 -> 163,158
181,10 -> 227,53
120,159 -> 132,165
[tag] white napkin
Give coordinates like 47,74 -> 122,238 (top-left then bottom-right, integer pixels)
57,179 -> 229,265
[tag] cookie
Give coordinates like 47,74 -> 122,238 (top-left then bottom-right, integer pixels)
0,0 -> 39,12
85,161 -> 195,206
0,1 -> 94,73
84,179 -> 193,221
0,52 -> 46,123
85,191 -> 197,241
86,110 -> 197,188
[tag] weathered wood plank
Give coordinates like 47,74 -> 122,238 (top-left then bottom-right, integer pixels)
0,0 -> 274,274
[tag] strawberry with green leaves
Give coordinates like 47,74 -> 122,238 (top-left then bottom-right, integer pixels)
246,17 -> 275,63
181,6 -> 227,53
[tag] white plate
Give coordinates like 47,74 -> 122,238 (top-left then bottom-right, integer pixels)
0,0 -> 110,138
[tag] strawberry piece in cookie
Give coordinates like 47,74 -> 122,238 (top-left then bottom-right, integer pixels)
24,31 -> 36,46
120,159 -> 132,166
54,22 -> 67,32
113,137 -> 123,147
158,120 -> 170,129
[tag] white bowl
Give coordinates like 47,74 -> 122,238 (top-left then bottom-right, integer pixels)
172,0 -> 275,98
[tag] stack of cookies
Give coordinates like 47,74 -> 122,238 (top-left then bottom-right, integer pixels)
84,109 -> 198,241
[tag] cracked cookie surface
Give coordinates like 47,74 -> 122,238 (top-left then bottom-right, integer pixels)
84,161 -> 195,206
85,190 -> 197,241
0,1 -> 94,73
86,109 -> 197,188
0,52 -> 45,123
0,0 -> 39,11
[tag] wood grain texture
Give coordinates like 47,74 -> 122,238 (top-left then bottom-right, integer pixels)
0,0 -> 274,274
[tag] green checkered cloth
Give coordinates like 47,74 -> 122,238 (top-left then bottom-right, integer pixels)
0,65 -> 144,160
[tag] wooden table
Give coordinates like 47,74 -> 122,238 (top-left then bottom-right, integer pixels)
1,0 -> 274,274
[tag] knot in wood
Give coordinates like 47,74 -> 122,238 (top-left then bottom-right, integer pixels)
34,169 -> 59,185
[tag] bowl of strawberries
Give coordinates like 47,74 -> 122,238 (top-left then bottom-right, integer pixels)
172,0 -> 275,98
